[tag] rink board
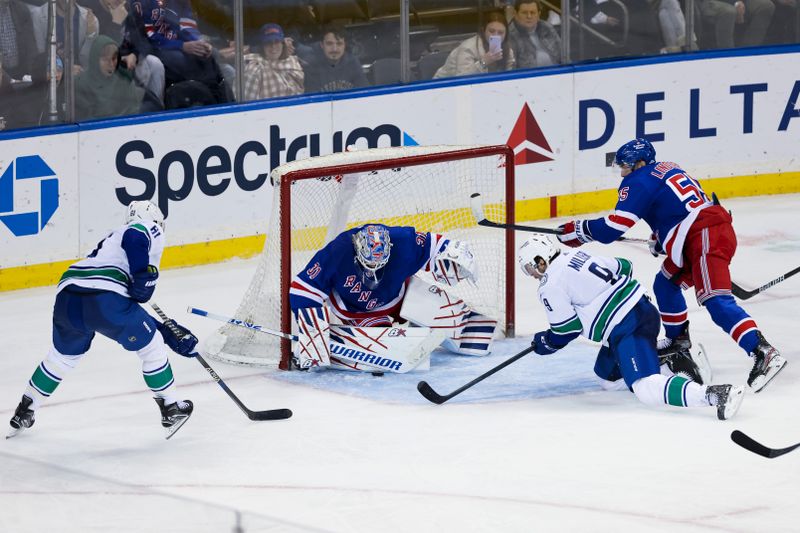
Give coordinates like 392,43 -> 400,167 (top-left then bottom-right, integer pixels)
1,48 -> 799,289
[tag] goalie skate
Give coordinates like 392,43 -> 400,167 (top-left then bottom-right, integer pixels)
155,398 -> 194,440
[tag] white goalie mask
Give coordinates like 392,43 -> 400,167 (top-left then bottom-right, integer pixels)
353,224 -> 392,286
518,234 -> 559,279
125,200 -> 165,231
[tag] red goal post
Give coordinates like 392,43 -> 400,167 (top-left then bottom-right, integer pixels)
204,145 -> 516,369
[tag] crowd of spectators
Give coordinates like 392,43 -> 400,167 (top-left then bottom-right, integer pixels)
1,0 -> 798,131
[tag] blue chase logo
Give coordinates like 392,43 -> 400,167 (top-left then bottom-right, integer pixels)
0,155 -> 58,236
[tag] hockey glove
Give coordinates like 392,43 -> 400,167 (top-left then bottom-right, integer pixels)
432,239 -> 478,285
557,220 -> 592,248
157,319 -> 199,357
647,233 -> 665,257
129,265 -> 159,303
532,330 -> 560,355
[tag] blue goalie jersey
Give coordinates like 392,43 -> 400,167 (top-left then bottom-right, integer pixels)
289,226 -> 447,323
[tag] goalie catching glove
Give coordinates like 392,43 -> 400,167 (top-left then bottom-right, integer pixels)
156,319 -> 198,357
293,306 -> 332,370
432,240 -> 478,285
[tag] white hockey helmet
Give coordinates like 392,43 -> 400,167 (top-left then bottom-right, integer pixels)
518,234 -> 559,278
125,200 -> 165,231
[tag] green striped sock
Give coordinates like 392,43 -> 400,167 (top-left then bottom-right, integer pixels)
665,375 -> 690,407
143,362 -> 175,392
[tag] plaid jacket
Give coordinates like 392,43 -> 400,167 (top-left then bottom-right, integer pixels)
242,53 -> 304,101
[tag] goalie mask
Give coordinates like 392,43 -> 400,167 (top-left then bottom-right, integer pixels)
518,235 -> 559,279
126,200 -> 165,231
353,224 -> 392,285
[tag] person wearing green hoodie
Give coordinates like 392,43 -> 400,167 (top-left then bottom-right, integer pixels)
75,34 -> 144,120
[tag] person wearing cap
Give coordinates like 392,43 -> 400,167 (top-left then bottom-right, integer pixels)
241,22 -> 304,101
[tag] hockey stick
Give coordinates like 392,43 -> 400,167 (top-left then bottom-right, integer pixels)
731,430 -> 800,459
730,266 -> 800,300
151,303 -> 292,421
469,193 -> 649,244
417,345 -> 536,404
187,306 -> 298,341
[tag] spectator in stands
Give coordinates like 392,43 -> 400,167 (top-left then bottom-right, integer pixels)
765,0 -> 798,44
130,0 -> 232,104
507,0 -> 561,68
30,0 -> 99,71
657,0 -> 697,53
82,0 -> 127,38
695,0 -> 775,48
433,11 -> 516,78
242,23 -> 303,101
75,34 -> 144,119
0,0 -> 52,129
119,11 -> 165,110
303,25 -> 368,93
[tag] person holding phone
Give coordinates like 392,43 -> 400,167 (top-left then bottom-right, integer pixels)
433,11 -> 515,79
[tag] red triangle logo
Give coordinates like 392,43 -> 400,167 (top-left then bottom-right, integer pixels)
506,103 -> 554,165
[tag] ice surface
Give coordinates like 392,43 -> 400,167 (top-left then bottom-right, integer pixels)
2,194 -> 799,532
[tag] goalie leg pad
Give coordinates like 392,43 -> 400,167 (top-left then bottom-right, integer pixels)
400,277 -> 497,356
326,325 -> 441,373
294,307 -> 332,370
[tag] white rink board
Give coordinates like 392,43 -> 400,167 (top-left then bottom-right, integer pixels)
1,50 -> 799,269
0,133 -> 80,266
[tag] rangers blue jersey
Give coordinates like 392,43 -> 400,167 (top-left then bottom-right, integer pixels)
289,226 -> 446,322
586,162 -> 712,267
131,0 -> 202,50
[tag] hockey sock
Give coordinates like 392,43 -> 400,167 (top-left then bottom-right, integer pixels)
704,295 -> 759,353
632,374 -> 709,408
653,271 -> 688,338
24,346 -> 82,410
138,334 -> 178,405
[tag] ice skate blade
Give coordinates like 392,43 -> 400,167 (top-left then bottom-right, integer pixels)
6,426 -> 23,439
164,415 -> 192,440
750,356 -> 787,394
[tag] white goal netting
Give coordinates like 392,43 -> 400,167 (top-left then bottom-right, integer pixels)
204,145 -> 514,368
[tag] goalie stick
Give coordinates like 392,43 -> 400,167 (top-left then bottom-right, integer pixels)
151,303 -> 292,421
187,307 -> 297,341
731,430 -> 800,459
730,266 -> 800,300
417,345 -> 536,404
469,193 -> 649,244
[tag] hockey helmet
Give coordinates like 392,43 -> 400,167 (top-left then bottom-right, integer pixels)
126,200 -> 165,231
353,224 -> 392,278
518,234 -> 559,278
614,138 -> 656,168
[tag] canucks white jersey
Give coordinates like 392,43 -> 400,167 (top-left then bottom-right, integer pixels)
538,249 -> 644,343
57,221 -> 165,298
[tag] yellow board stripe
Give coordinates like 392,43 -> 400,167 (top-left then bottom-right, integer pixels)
2,171 -> 798,292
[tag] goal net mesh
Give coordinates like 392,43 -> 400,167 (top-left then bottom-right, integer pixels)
204,145 -> 514,368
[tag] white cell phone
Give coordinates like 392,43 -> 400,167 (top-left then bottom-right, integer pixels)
489,35 -> 502,54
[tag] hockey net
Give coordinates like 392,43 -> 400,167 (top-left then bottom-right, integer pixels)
204,145 -> 515,369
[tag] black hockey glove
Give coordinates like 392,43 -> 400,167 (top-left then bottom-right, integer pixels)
129,265 -> 159,303
157,319 -> 199,357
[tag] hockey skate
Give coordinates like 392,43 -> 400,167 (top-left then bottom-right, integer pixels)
155,398 -> 194,440
747,332 -> 787,393
706,384 -> 745,420
657,322 -> 692,358
7,395 -> 35,439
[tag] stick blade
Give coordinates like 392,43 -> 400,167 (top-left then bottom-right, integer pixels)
417,381 -> 448,404
469,193 -> 485,223
249,408 -> 293,421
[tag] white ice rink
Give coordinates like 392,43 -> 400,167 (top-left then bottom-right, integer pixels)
2,194 -> 799,533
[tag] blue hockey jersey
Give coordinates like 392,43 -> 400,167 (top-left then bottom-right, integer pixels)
131,0 -> 202,51
289,226 -> 446,323
586,161 -> 712,267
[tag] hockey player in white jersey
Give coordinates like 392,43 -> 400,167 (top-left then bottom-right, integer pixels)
518,234 -> 744,420
7,201 -> 199,439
